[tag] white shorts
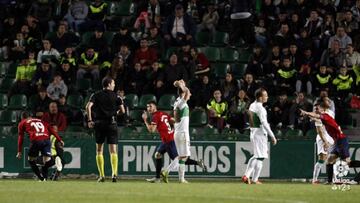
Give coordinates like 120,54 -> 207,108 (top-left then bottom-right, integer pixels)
174,131 -> 191,157
316,134 -> 335,155
250,128 -> 268,159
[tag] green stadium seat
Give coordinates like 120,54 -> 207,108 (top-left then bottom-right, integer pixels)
198,47 -> 220,62
0,62 -> 7,77
129,109 -> 144,126
196,32 -> 211,46
103,31 -> 114,45
0,93 -> 8,109
28,94 -> 37,110
124,94 -> 139,109
189,109 -> 208,127
212,63 -> 228,79
76,78 -> 92,93
157,94 -> 176,110
138,94 -> 157,109
305,129 -> 317,138
8,94 -> 27,110
0,110 -> 19,125
285,129 -> 304,139
231,63 -> 247,79
6,62 -> 17,78
220,48 -> 239,62
108,0 -> 132,16
238,49 -> 252,63
66,94 -> 84,109
120,127 -> 138,139
65,125 -> 85,132
203,126 -> 219,140
210,32 -> 229,47
0,126 -> 11,137
81,32 -> 93,45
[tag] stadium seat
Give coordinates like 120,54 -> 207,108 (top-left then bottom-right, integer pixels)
81,32 -> 93,45
238,49 -> 252,63
212,63 -> 228,79
103,31 -> 115,45
6,62 -> 17,78
305,129 -> 317,138
203,127 -> 219,140
157,94 -> 176,110
138,94 -> 157,109
285,129 -> 304,139
108,0 -> 132,16
0,62 -> 6,77
0,93 -> 8,109
0,110 -> 19,125
66,94 -> 84,109
65,125 -> 84,132
162,47 -> 179,61
231,63 -> 247,79
198,47 -> 220,62
28,94 -> 37,110
8,94 -> 27,110
189,109 -> 208,127
124,94 -> 139,109
128,109 -> 144,126
196,31 -> 211,46
76,78 -> 92,93
120,127 -> 138,139
0,126 -> 11,137
220,48 -> 239,62
210,31 -> 229,47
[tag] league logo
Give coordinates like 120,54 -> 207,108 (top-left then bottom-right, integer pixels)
332,160 -> 351,191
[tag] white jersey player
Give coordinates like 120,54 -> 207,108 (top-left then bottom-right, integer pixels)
312,97 -> 335,184
242,88 -> 277,184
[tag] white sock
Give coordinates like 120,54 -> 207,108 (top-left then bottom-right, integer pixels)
252,160 -> 263,182
179,160 -> 186,182
244,156 -> 257,178
312,161 -> 323,182
166,157 -> 179,172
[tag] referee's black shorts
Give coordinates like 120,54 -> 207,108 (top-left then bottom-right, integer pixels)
94,121 -> 118,144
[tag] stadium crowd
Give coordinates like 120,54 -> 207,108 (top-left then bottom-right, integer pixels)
0,0 -> 359,135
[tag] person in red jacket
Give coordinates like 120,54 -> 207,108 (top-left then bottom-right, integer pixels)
17,111 -> 64,181
42,101 -> 68,132
133,38 -> 158,70
190,48 -> 210,76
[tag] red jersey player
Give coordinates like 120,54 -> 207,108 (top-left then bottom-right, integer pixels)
142,101 -> 179,183
16,111 -> 64,181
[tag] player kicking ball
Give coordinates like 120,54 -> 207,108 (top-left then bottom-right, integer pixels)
242,88 -> 277,184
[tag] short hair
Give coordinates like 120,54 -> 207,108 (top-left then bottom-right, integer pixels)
147,100 -> 157,106
255,88 -> 266,100
102,76 -> 113,88
21,111 -> 30,119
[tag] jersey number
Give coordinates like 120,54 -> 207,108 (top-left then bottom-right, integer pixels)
30,122 -> 45,133
161,115 -> 173,134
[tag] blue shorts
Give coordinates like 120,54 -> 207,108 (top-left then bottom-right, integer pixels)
331,137 -> 350,160
28,140 -> 52,158
156,140 -> 178,160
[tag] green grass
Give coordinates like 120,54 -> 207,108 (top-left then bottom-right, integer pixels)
0,179 -> 359,203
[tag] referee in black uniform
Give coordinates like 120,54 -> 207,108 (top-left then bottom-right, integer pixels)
86,77 -> 125,182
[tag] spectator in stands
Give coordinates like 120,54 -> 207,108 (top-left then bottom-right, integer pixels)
8,53 -> 37,97
147,26 -> 164,56
288,92 -> 312,131
42,101 -> 68,132
207,89 -> 228,132
143,61 -> 164,98
81,0 -> 107,32
32,60 -> 54,89
115,44 -> 133,68
37,39 -> 60,64
9,32 -> 27,61
313,89 -> 336,112
254,18 -> 268,48
26,15 -> 42,40
227,89 -> 250,132
312,65 -> 333,96
247,44 -> 267,79
146,0 -> 161,26
272,23 -> 294,48
112,26 -> 137,53
297,28 -> 314,51
289,12 -> 303,40
289,43 -> 302,69
48,0 -> 71,32
48,24 -> 79,53
276,57 -> 297,95
159,53 -> 188,94
221,72 -> 239,102
296,56 -> 312,95
320,39 -> 345,73
133,11 -> 151,35
340,10 -> 358,39
77,47 -> 100,81
65,0 -> 88,32
133,38 -> 158,70
197,3 -> 219,38
108,55 -> 128,91
270,92 -> 292,129
319,13 -> 336,48
353,63 -> 360,94
304,10 -> 322,49
351,0 -> 360,23
190,47 -> 210,76
60,46 -> 77,67
56,59 -> 76,92
190,75 -> 214,109
228,0 -> 255,48
162,4 -> 196,47
88,26 -> 110,61
186,0 -> 201,24
345,43 -> 360,68
241,73 -> 259,101
46,73 -> 68,101
31,86 -> 51,118
264,44 -> 281,79
57,94 -> 73,123
332,66 -> 354,99
178,42 -> 194,79
328,26 -> 352,51
28,0 -> 53,35
126,62 -> 146,95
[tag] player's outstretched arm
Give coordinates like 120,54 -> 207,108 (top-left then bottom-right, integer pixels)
300,109 -> 320,119
142,111 -> 156,133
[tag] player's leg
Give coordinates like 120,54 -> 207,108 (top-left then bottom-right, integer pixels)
27,141 -> 45,181
108,124 -> 119,182
178,156 -> 188,183
243,156 -> 256,183
146,143 -> 165,183
326,154 -> 338,184
95,124 -> 106,182
312,153 -> 326,184
252,158 -> 264,184
39,139 -> 53,180
251,134 -> 268,184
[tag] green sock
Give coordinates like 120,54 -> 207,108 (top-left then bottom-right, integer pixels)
110,153 -> 118,177
96,155 -> 105,177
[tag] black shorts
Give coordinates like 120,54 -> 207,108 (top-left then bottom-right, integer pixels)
28,140 -> 52,158
94,122 -> 118,144
157,140 -> 178,160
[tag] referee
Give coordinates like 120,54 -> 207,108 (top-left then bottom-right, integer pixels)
86,77 -> 125,182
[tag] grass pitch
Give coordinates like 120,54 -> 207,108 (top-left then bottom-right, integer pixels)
0,179 -> 359,203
